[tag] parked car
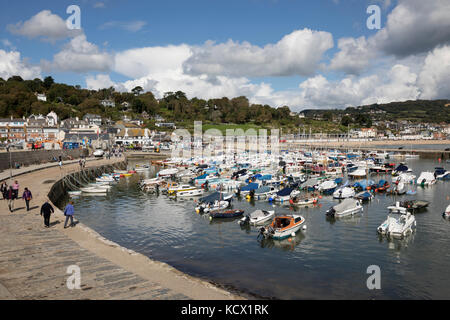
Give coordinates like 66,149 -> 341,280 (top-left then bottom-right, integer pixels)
93,149 -> 105,157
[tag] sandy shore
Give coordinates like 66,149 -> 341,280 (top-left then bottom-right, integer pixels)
0,158 -> 243,300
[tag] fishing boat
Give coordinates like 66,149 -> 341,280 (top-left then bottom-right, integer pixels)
209,209 -> 244,219
377,210 -> 416,238
443,205 -> 450,218
354,190 -> 374,201
239,210 -> 275,226
332,186 -> 355,199
259,215 -> 306,240
417,172 -> 436,186
326,198 -> 363,218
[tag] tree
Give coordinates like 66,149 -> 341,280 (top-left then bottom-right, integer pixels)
132,86 -> 144,96
43,76 -> 54,89
341,115 -> 352,127
323,111 -> 333,121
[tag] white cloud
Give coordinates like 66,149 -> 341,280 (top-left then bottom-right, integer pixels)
7,10 -> 82,42
43,34 -> 113,73
183,28 -> 334,77
0,50 -> 41,80
418,45 -> 450,99
373,0 -> 450,57
329,37 -> 375,75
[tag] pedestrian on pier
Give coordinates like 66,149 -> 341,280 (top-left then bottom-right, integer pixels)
22,187 -> 32,211
40,200 -> 54,228
12,180 -> 19,200
63,201 -> 75,228
1,182 -> 7,200
6,186 -> 14,212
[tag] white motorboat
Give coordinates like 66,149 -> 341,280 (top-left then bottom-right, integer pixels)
332,186 -> 355,199
176,188 -> 204,197
196,200 -> 230,214
317,180 -> 337,194
417,172 -> 436,186
239,210 -> 275,226
443,205 -> 450,219
392,172 -> 416,184
377,211 -> 416,238
326,198 -> 363,218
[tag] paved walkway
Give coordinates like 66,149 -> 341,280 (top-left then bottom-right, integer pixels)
0,158 -> 240,300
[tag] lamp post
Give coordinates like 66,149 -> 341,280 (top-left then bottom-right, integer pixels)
6,142 -> 12,184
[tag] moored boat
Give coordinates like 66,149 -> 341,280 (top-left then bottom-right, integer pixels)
259,215 -> 306,240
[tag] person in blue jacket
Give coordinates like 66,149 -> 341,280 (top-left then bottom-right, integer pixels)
63,201 -> 75,228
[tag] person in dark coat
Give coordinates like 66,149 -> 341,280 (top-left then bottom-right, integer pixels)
0,182 -> 7,200
40,200 -> 54,228
22,187 -> 33,211
6,186 -> 14,212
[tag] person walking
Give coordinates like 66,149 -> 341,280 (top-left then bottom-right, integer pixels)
22,187 -> 33,211
40,200 -> 54,228
63,201 -> 75,228
1,182 -> 7,200
6,186 -> 14,212
12,180 -> 19,200
79,159 -> 83,170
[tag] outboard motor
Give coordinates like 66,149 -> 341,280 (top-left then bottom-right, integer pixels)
240,215 -> 250,226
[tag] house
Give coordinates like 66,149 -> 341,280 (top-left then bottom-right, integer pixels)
114,128 -> 152,146
83,113 -> 102,126
101,99 -> 116,107
155,122 -> 175,129
350,128 -> 377,139
153,114 -> 165,122
36,93 -> 47,102
130,119 -> 144,126
46,111 -> 58,126
141,111 -> 150,120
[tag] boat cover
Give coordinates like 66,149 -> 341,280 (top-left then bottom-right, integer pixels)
276,187 -> 293,196
254,186 -> 271,194
334,198 -> 359,212
241,183 -> 259,192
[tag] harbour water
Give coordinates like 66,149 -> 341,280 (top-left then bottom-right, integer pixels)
67,158 -> 450,299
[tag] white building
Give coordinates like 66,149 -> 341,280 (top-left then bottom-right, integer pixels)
101,99 -> 116,107
46,111 -> 58,126
36,93 -> 47,102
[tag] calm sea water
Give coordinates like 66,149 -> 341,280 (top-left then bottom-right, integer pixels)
66,158 -> 450,299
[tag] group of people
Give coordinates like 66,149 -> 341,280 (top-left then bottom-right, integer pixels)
78,157 -> 86,170
1,180 -> 32,212
1,180 -> 75,228
39,199 -> 75,229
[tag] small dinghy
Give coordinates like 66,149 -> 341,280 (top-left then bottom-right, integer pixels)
377,210 -> 416,238
209,209 -> 244,219
239,210 -> 275,226
80,186 -> 110,193
443,205 -> 450,219
177,188 -> 204,197
68,191 -> 82,196
435,167 -> 450,180
388,181 -> 406,195
326,198 -> 363,218
259,215 -> 306,240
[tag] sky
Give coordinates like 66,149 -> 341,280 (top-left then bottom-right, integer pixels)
0,0 -> 449,111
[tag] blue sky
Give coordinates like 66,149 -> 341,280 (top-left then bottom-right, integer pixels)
0,0 -> 449,110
